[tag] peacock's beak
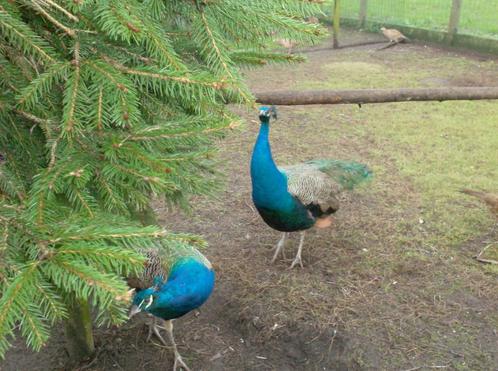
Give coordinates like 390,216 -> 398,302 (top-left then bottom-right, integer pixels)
128,305 -> 141,318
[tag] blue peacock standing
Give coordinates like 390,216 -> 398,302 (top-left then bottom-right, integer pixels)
251,106 -> 372,268
128,241 -> 215,371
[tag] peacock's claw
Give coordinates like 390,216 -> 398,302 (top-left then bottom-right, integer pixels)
289,231 -> 306,269
146,318 -> 168,346
289,255 -> 304,269
173,352 -> 191,371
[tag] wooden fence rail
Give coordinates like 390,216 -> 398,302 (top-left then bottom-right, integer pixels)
255,87 -> 498,106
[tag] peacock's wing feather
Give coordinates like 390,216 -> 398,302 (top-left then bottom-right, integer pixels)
279,159 -> 372,216
279,163 -> 341,215
129,240 -> 211,289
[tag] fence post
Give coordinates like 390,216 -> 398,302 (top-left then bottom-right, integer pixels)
359,0 -> 368,27
332,0 -> 341,49
446,0 -> 462,44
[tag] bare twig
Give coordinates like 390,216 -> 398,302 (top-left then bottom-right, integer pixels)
47,134 -> 61,170
37,0 -> 79,22
15,109 -> 54,125
474,244 -> 498,265
376,41 -> 399,51
113,46 -> 155,64
403,365 -> 450,371
30,0 -> 76,37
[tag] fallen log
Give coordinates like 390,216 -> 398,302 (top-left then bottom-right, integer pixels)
255,87 -> 498,106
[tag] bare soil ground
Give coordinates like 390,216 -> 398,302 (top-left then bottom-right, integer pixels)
3,30 -> 498,371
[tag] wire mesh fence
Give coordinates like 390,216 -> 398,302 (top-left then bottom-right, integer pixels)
327,0 -> 498,40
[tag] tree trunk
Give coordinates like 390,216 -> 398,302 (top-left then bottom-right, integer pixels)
332,0 -> 341,49
446,0 -> 462,45
255,87 -> 498,106
359,0 -> 368,28
64,298 -> 95,365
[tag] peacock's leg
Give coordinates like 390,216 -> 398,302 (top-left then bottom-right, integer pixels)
146,316 -> 168,346
163,319 -> 191,371
290,231 -> 306,269
146,313 -> 156,342
146,316 -> 154,342
271,232 -> 288,263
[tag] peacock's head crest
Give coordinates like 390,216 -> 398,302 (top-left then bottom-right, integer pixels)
258,106 -> 277,123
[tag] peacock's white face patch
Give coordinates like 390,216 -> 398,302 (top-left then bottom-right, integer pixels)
144,295 -> 154,309
137,295 -> 154,310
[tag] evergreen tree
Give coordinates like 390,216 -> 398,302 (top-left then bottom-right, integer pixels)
0,0 -> 325,362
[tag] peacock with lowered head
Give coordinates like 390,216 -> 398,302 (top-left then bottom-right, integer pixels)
128,241 -> 215,371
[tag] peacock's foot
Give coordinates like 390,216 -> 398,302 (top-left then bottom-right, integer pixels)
289,231 -> 306,269
289,254 -> 304,269
271,232 -> 287,264
146,318 -> 168,346
173,352 -> 191,371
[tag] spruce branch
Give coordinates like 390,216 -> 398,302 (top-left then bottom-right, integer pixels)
28,0 -> 76,37
0,5 -> 56,63
96,87 -> 103,134
62,40 -> 81,134
49,229 -> 169,243
19,304 -> 49,351
17,61 -> 71,109
0,261 -> 41,355
194,5 -> 253,103
37,0 -> 79,22
126,120 -> 239,142
101,55 -> 226,89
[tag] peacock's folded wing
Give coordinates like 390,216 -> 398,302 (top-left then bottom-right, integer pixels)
279,163 -> 341,215
129,240 -> 211,289
279,159 -> 372,216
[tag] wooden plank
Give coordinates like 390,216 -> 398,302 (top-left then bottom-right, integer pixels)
255,87 -> 498,106
446,0 -> 463,45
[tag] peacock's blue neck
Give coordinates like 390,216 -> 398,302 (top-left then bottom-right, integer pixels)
251,122 -> 293,210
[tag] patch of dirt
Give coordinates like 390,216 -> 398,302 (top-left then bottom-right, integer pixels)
3,29 -> 498,371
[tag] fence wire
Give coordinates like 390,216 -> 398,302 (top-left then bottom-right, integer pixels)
333,0 -> 498,40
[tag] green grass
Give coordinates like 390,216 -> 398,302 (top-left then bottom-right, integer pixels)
240,34 -> 498,369
324,0 -> 498,39
300,54 -> 498,249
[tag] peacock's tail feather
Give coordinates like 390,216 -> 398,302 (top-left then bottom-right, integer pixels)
305,159 -> 372,190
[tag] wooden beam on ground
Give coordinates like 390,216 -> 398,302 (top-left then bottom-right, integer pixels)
255,87 -> 498,106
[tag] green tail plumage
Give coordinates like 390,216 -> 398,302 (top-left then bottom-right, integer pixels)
306,159 -> 372,190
